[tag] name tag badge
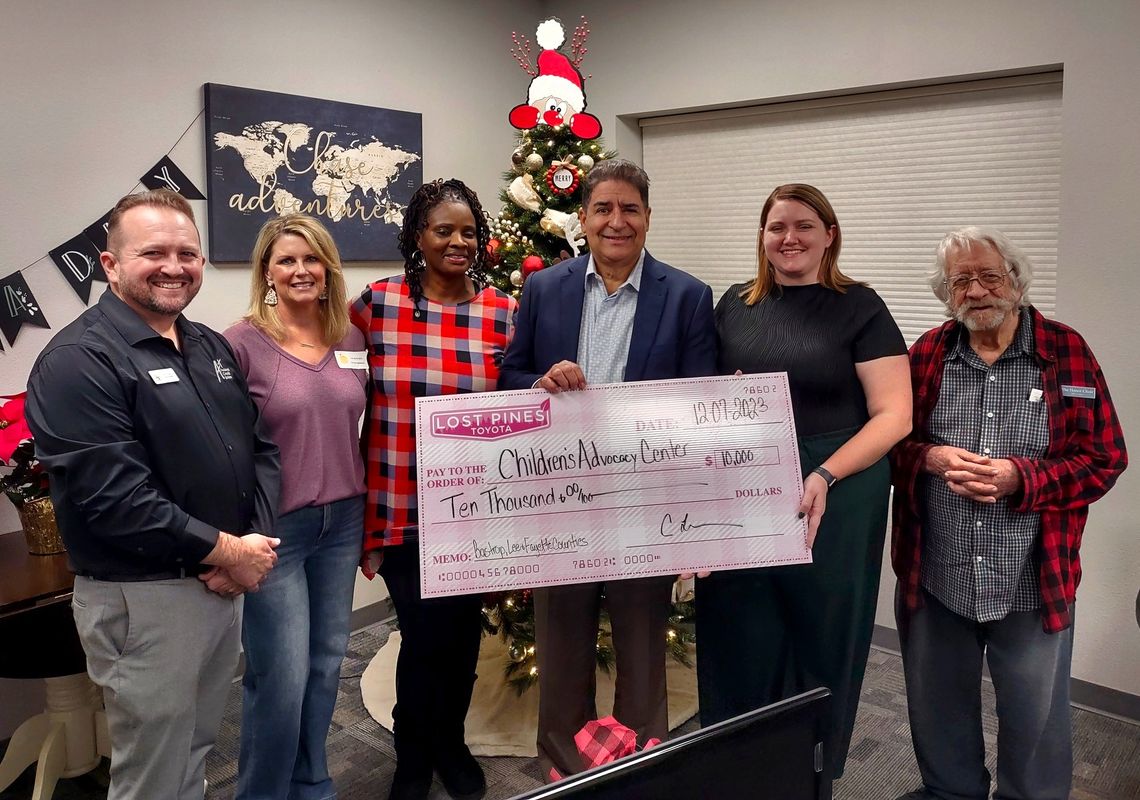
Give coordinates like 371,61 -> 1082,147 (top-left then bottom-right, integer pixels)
148,368 -> 180,385
1061,384 -> 1096,400
1028,388 -> 1044,403
335,350 -> 368,370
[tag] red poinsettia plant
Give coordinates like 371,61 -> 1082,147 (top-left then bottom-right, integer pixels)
1,392 -> 50,509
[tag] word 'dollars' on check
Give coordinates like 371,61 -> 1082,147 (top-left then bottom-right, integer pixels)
414,374 -> 810,598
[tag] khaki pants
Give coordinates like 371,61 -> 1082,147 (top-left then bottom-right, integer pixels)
72,576 -> 242,800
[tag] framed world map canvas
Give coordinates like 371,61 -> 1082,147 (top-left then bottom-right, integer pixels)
204,83 -> 422,262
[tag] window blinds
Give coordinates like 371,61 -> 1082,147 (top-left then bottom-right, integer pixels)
641,74 -> 1062,344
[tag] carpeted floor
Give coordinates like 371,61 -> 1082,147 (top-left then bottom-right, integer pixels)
3,618 -> 1138,799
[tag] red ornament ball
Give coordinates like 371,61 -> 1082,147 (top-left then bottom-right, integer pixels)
522,254 -> 545,274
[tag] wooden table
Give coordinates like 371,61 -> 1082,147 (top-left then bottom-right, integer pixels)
0,531 -> 103,799
0,530 -> 72,618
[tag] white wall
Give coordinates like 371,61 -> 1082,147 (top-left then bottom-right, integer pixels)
563,0 -> 1140,696
1,0 -> 532,395
0,0 -> 534,737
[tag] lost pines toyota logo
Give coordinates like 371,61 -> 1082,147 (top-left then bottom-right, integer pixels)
431,399 -> 550,440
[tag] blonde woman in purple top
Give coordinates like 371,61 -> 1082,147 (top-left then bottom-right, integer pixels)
224,214 -> 368,800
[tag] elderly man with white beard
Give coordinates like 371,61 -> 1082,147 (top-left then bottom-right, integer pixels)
889,227 -> 1126,800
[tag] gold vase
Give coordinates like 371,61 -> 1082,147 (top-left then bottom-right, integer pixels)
18,496 -> 66,555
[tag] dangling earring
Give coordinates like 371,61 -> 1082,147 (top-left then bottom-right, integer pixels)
410,250 -> 426,276
469,247 -> 484,282
318,284 -> 328,300
408,250 -> 426,319
264,283 -> 278,306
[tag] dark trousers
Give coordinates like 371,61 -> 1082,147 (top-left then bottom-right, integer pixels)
380,543 -> 483,777
534,575 -> 674,781
897,590 -> 1073,800
696,429 -> 889,781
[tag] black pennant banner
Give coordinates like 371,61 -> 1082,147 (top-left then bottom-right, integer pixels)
0,272 -> 51,345
49,233 -> 104,304
83,209 -> 114,262
140,156 -> 205,200
2,141 -> 208,351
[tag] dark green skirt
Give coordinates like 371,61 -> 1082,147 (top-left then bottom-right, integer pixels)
695,425 -> 890,780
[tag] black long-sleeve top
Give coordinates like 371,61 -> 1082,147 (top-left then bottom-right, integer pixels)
26,290 -> 280,579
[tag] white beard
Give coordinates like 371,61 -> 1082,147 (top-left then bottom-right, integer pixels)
954,296 -> 1017,332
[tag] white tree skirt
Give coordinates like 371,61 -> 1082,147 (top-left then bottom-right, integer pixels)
361,630 -> 699,757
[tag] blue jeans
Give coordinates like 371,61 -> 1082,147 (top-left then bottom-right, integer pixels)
898,589 -> 1074,800
236,495 -> 364,800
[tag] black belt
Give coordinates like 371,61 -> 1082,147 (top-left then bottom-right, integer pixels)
76,566 -> 207,582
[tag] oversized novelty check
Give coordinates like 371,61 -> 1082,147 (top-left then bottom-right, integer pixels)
415,373 -> 810,598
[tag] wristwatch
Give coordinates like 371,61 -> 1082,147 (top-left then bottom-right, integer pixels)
811,466 -> 837,488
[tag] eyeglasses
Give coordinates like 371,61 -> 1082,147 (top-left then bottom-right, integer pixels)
944,270 -> 1011,294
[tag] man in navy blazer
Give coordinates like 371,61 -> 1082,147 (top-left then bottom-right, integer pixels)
500,159 -> 716,781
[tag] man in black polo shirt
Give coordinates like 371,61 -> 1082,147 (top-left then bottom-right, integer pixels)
26,189 -> 281,800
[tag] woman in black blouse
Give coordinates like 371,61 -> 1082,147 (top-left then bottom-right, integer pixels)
696,184 -> 912,779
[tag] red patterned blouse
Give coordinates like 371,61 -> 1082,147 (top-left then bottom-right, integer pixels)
350,276 -> 518,551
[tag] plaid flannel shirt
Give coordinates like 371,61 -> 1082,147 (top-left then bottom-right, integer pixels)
890,306 -> 1127,633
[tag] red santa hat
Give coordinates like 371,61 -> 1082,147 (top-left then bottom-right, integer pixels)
527,19 -> 585,113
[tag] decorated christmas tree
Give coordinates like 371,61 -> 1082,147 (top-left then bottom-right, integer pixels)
483,17 -> 616,296
482,587 -> 696,695
480,17 -> 696,693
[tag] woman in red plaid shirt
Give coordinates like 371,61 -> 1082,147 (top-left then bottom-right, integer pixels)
351,180 -> 517,800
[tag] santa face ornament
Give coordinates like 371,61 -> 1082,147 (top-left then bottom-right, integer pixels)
531,96 -> 573,127
508,17 -> 602,140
